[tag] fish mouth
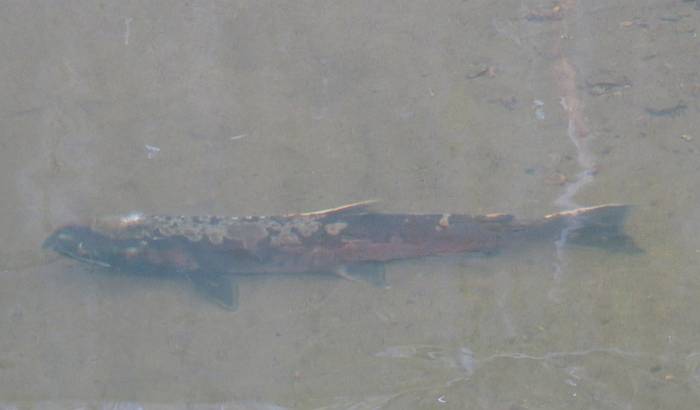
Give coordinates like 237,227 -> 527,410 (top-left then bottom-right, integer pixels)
52,248 -> 113,268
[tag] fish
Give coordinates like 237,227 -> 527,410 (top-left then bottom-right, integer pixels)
42,201 -> 638,310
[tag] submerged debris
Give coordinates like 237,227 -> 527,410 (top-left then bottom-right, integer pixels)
488,96 -> 518,111
145,144 -> 160,159
645,102 -> 687,118
533,100 -> 546,120
544,173 -> 568,186
525,5 -> 564,22
585,71 -> 632,96
466,65 -> 497,80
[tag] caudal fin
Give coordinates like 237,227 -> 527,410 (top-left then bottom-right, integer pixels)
544,204 -> 641,253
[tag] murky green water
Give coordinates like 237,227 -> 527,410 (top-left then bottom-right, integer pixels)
1,1 -> 700,408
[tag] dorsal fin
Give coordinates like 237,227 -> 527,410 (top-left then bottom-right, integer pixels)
474,213 -> 514,223
294,200 -> 379,217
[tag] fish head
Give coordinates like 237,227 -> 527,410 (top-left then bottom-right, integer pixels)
43,225 -> 122,269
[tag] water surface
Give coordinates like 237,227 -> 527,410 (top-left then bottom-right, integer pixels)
1,1 -> 699,408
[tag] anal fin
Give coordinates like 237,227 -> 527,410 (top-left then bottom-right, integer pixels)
188,272 -> 239,310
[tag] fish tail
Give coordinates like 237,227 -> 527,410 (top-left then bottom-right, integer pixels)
543,204 -> 641,252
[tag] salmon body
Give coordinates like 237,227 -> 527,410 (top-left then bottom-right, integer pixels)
43,202 -> 636,309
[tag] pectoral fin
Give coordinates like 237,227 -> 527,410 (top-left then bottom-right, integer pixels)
335,263 -> 388,289
188,272 -> 239,310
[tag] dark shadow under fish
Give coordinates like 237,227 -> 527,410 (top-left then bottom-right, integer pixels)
43,201 -> 639,310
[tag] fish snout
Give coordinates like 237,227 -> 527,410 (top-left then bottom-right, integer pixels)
42,226 -> 114,267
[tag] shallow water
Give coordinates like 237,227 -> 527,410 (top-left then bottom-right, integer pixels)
2,1 -> 700,408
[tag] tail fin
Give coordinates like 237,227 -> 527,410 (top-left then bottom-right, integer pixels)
544,204 -> 641,253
